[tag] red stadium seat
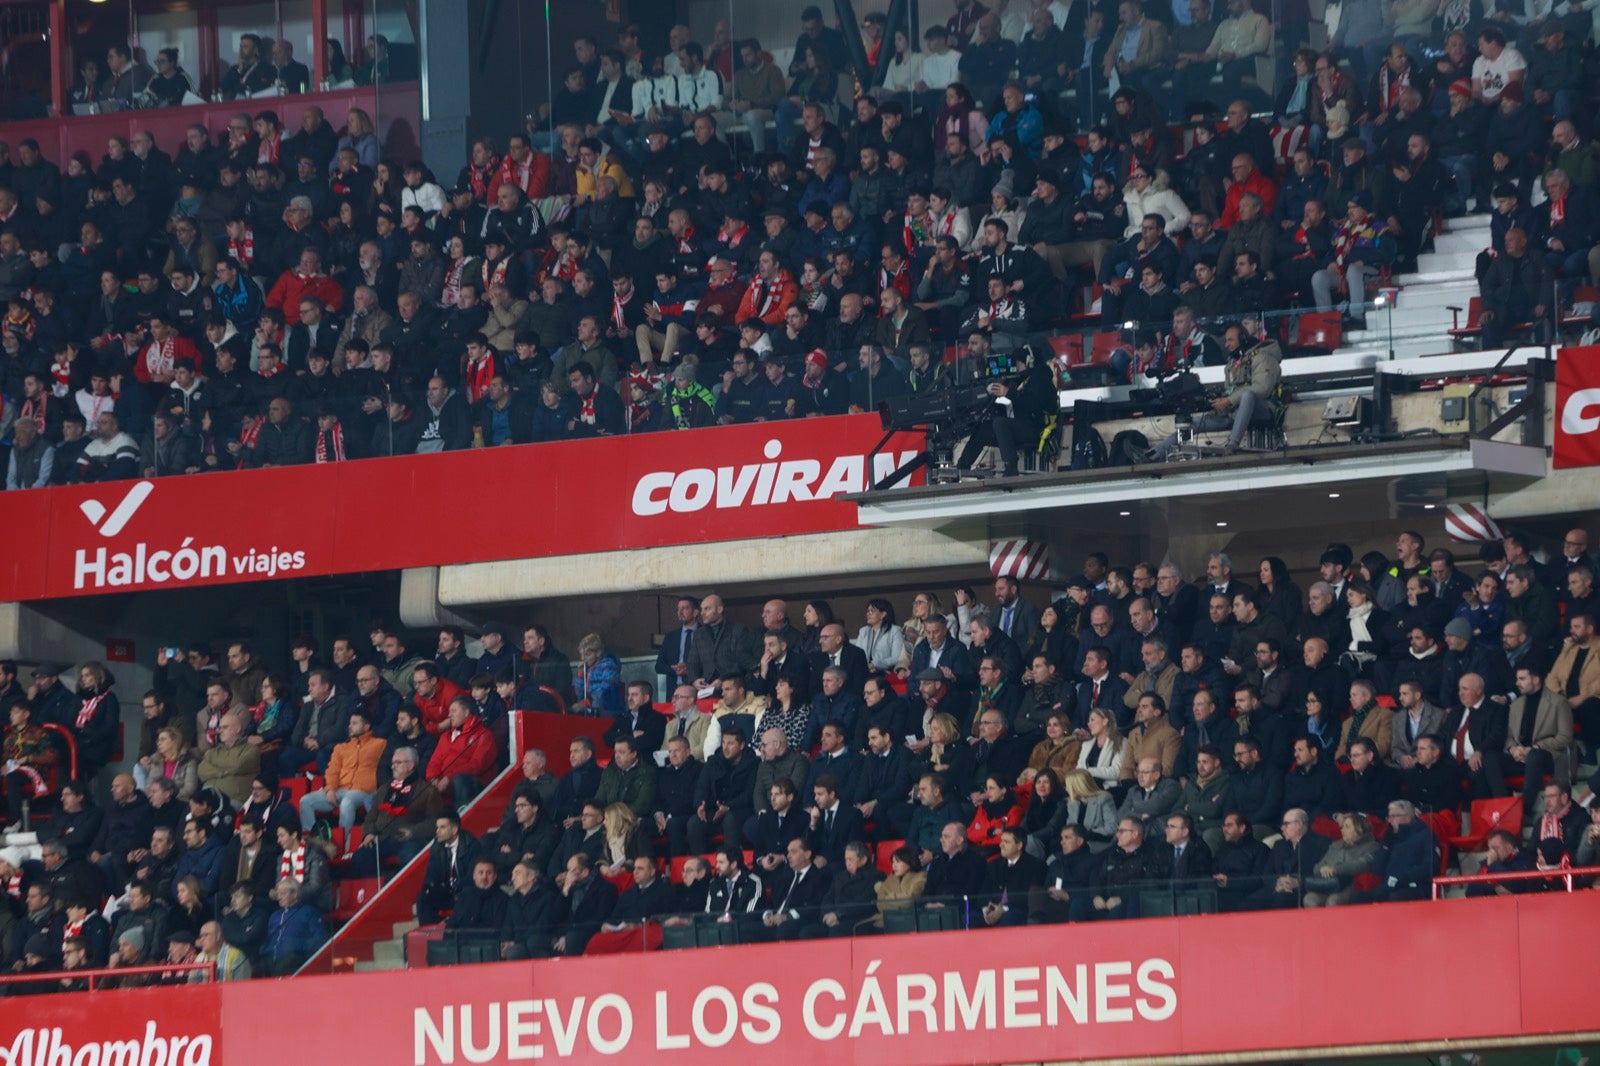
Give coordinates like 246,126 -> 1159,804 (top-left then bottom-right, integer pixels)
1048,334 -> 1082,364
1445,797 -> 1522,856
1087,331 -> 1122,365
603,869 -> 633,893
875,839 -> 905,875
1289,311 -> 1341,355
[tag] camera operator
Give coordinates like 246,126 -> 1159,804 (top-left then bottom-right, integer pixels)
1152,323 -> 1283,459
955,345 -> 1061,477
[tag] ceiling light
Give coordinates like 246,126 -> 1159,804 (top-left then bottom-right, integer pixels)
1216,521 -> 1227,528
1328,492 -> 1340,499
1119,511 -> 1130,517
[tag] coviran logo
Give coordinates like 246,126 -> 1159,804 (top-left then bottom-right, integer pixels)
1,1022 -> 213,1066
73,481 -> 308,590
630,440 -> 920,517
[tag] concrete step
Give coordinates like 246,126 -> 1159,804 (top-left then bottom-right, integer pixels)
391,919 -> 419,939
354,958 -> 405,972
1397,267 -> 1477,287
371,938 -> 405,966
1443,213 -> 1491,233
1430,231 -> 1487,256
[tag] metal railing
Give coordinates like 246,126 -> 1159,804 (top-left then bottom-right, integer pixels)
1430,862 -> 1600,900
0,960 -> 214,992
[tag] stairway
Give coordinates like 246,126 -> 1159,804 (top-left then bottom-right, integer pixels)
1334,213 -> 1489,360
353,918 -> 417,972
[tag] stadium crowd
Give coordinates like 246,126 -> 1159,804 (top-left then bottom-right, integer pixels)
2,524 -> 1598,980
5,1 -> 1600,487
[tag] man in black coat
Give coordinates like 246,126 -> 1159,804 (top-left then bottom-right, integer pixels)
552,854 -> 619,956
653,737 -> 702,857
1341,737 -> 1401,816
89,774 -> 155,889
603,683 -> 667,754
1029,825 -> 1101,924
1402,735 -> 1464,815
805,727 -> 861,800
1228,738 -> 1283,840
1245,808 -> 1330,909
808,624 -> 869,697
806,775 -> 864,866
806,842 -> 883,937
689,729 -> 760,853
967,617 -> 1024,688
923,822 -> 988,914
759,837 -> 834,941
1281,736 -> 1343,820
1092,818 -> 1164,920
500,861 -> 564,959
1444,672 -> 1510,799
447,858 -> 509,934
417,812 -> 480,925
686,595 -> 761,690
1075,648 -> 1129,731
747,779 -> 810,868
1178,691 -> 1239,780
852,726 -> 914,837
979,828 -> 1047,927
969,712 -> 1031,802
1210,812 -> 1272,912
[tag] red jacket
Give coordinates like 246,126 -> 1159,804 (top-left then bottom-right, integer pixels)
426,714 -> 498,783
495,152 -> 551,200
412,677 -> 465,735
1221,170 -> 1279,229
967,799 -> 1022,849
736,271 -> 798,327
266,270 -> 345,324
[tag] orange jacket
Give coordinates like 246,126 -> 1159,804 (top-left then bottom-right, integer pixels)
325,731 -> 385,794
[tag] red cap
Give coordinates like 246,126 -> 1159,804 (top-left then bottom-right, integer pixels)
806,349 -> 829,370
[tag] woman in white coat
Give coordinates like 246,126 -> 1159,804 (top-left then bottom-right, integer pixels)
1121,167 -> 1191,238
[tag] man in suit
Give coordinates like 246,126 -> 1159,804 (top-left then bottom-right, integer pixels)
808,841 -> 883,937
1485,665 -> 1573,814
759,837 -> 833,941
584,855 -> 679,955
980,827 -> 1047,927
805,723 -> 861,799
1402,735 -> 1464,816
969,711 -> 1031,802
1178,691 -> 1238,782
283,296 -> 341,371
1075,647 -> 1129,731
809,624 -> 868,697
1445,673 -> 1510,800
911,616 -> 974,694
653,596 -> 699,694
416,811 -> 480,925
1158,812 -> 1213,884
551,853 -> 618,956
1210,812 -> 1271,912
992,576 -> 1041,651
807,775 -> 863,866
747,779 -> 809,871
690,728 -> 761,853
602,682 -> 667,754
1389,679 -> 1446,770
923,821 -> 988,912
967,616 -> 1025,686
1246,807 -> 1329,909
852,724 -> 914,836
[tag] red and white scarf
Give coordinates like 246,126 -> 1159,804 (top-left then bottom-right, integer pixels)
315,422 -> 348,463
76,691 -> 109,729
4,872 -> 21,899
465,354 -> 495,404
879,261 -> 911,300
673,227 -> 698,258
1550,196 -> 1567,227
145,336 -> 177,377
227,228 -> 255,269
237,414 -> 264,450
611,289 -> 635,331
747,275 -> 787,319
20,394 -> 48,432
578,389 -> 598,425
50,360 -> 72,396
280,844 -> 307,883
441,259 -> 467,307
12,765 -> 46,798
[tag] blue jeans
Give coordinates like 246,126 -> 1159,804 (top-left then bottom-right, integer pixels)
299,788 -> 373,831
1441,154 -> 1475,210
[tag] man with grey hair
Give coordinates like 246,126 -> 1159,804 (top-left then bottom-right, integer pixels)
1377,799 -> 1438,901
1249,806 -> 1328,909
264,877 -> 323,974
1153,562 -> 1201,632
193,919 -> 252,982
197,709 -> 261,806
1205,552 -> 1250,603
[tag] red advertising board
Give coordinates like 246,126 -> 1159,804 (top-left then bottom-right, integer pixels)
1555,345 -> 1600,469
5,895 -> 1597,1066
0,416 -> 923,603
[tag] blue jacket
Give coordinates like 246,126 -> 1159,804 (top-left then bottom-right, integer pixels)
172,837 -> 227,901
1377,818 -> 1437,890
264,902 -> 325,961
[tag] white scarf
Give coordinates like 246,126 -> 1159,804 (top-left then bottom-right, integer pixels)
1346,602 -> 1375,662
279,844 -> 307,883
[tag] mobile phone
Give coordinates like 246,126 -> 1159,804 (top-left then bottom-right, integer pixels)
166,646 -> 181,659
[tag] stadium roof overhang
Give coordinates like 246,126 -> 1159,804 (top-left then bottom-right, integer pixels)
850,437 -> 1550,531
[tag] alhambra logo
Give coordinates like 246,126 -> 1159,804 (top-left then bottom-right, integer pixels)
71,481 -> 309,590
79,480 -> 154,537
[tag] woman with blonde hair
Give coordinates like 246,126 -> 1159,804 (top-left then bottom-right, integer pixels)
336,107 -> 379,169
1061,768 -> 1119,848
1303,813 -> 1379,907
600,802 -> 651,875
897,591 -> 955,672
170,874 -> 212,938
150,726 -> 200,801
1074,707 -> 1125,789
916,712 -> 973,786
